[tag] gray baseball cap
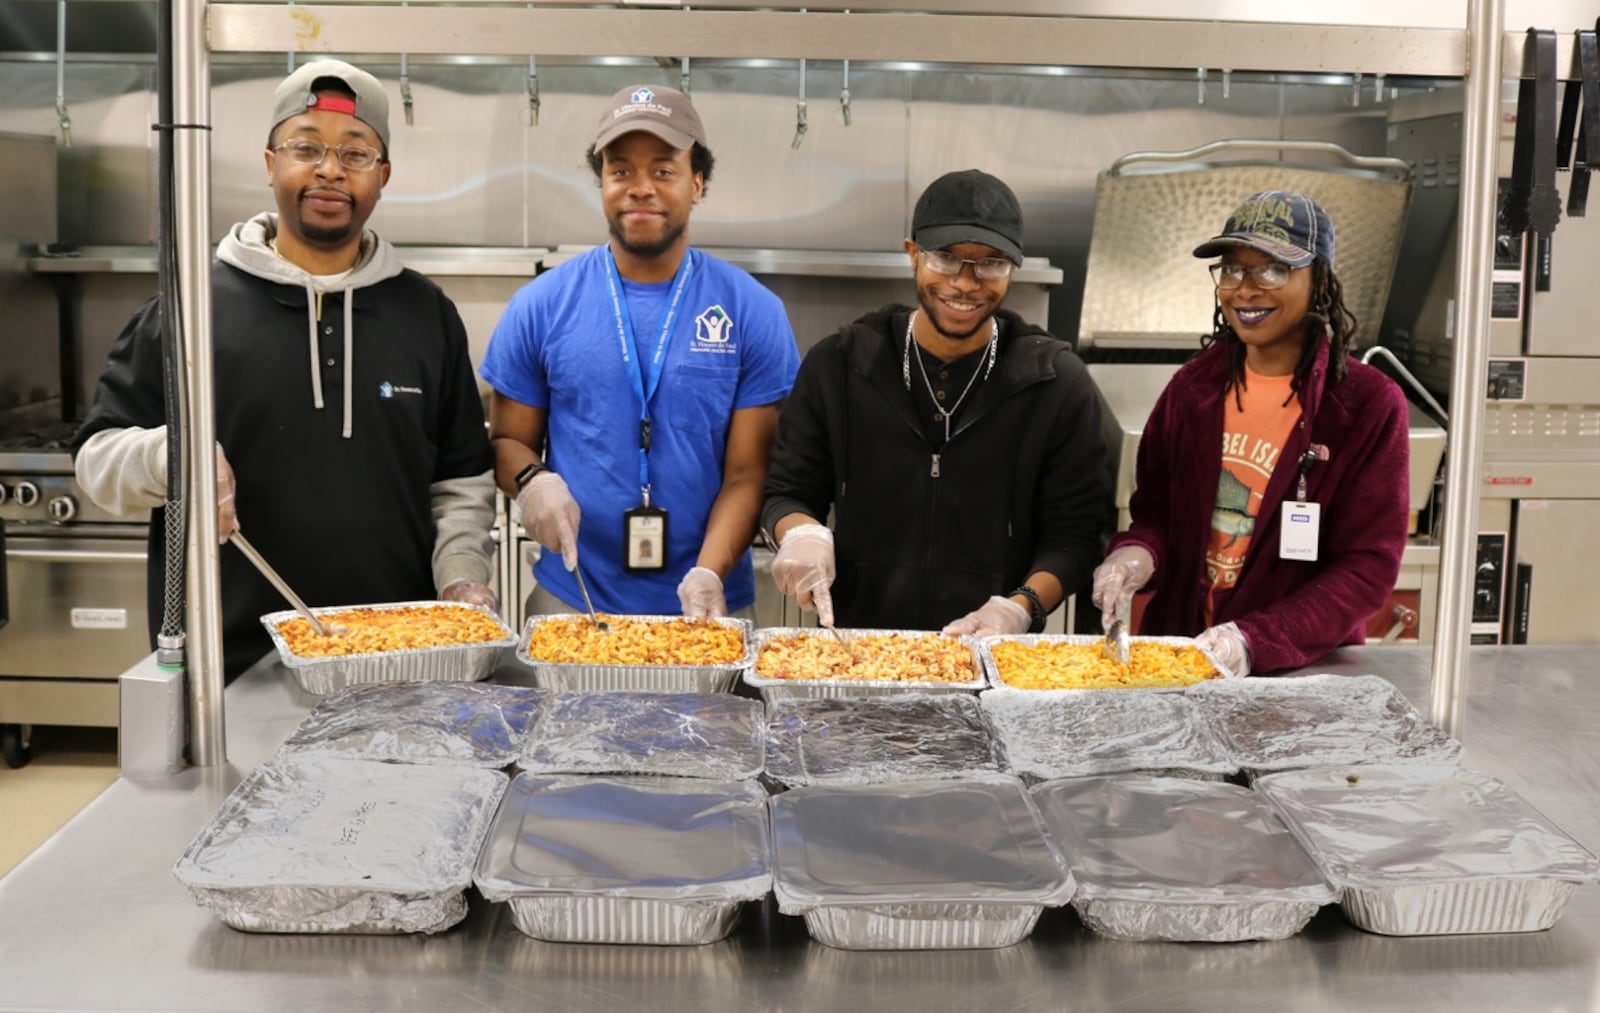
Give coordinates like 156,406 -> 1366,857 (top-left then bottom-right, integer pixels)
271,59 -> 391,154
592,84 -> 708,152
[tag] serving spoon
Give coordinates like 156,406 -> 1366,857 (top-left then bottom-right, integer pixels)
571,563 -> 611,632
1101,603 -> 1131,665
229,531 -> 344,636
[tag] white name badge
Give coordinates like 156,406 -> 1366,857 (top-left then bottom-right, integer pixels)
1279,501 -> 1321,561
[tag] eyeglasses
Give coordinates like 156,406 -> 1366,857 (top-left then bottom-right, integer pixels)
272,139 -> 383,172
919,248 -> 1015,281
1210,262 -> 1294,291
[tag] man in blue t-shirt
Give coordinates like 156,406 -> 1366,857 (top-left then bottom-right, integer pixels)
481,84 -> 799,618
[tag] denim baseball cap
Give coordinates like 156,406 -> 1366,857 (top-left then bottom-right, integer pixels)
912,169 -> 1025,266
593,84 -> 708,152
1193,189 -> 1335,268
271,59 -> 390,154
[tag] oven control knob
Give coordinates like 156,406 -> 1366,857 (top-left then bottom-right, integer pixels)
48,495 -> 78,523
13,481 -> 40,508
0,484 -> 8,505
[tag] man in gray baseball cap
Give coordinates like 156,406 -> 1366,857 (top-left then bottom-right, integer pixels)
270,58 -> 391,156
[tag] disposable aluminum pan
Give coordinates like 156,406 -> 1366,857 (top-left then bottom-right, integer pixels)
977,634 -> 1235,691
764,694 -> 1006,788
277,681 -> 543,768
744,627 -> 986,702
474,774 -> 772,945
769,775 -> 1073,950
515,614 -> 752,692
1030,776 -> 1335,942
261,600 -> 518,696
1190,674 -> 1463,776
517,691 -> 765,780
172,757 -> 508,934
1257,766 -> 1600,936
981,687 -> 1234,782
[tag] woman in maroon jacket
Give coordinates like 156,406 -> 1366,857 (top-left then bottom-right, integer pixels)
1092,190 -> 1410,676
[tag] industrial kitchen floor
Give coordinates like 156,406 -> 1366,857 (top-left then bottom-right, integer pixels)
0,726 -> 118,878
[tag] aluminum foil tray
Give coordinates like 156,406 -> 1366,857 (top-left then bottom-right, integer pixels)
172,756 -> 508,934
517,691 -> 765,780
277,681 -> 543,768
1031,775 -> 1335,942
981,687 -> 1234,782
1190,674 -> 1463,775
261,600 -> 517,696
474,774 -> 772,945
769,775 -> 1072,950
744,627 -> 985,702
515,614 -> 752,692
1257,766 -> 1600,936
765,694 -> 1006,788
977,634 -> 1234,691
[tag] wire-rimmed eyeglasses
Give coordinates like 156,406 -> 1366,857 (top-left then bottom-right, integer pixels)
1209,262 -> 1294,291
919,248 -> 1016,281
271,138 -> 384,172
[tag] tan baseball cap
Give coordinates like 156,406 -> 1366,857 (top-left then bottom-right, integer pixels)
592,84 -> 708,152
271,59 -> 391,154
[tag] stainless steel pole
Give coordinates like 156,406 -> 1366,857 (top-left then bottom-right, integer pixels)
1430,0 -> 1503,737
174,0 -> 225,764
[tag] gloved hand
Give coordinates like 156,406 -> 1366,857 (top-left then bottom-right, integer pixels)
677,566 -> 728,618
216,445 -> 238,544
942,596 -> 1031,638
1196,621 -> 1252,678
440,580 -> 500,613
1091,545 -> 1155,631
771,523 -> 837,627
516,470 -> 580,572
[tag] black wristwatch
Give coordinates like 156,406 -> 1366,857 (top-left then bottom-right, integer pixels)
513,461 -> 547,493
1009,585 -> 1048,634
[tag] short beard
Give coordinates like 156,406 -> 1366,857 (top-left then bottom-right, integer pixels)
609,218 -> 686,261
297,219 -> 356,246
916,287 -> 993,341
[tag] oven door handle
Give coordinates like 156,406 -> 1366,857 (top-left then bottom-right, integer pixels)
6,547 -> 147,564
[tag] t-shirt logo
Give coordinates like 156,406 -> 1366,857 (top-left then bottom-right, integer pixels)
378,380 -> 424,398
694,305 -> 735,350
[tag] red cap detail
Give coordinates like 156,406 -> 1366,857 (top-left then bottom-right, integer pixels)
306,94 -> 358,116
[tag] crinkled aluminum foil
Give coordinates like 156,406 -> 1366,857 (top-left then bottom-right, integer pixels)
1257,765 -> 1600,935
517,691 -> 765,780
172,757 -> 508,934
764,694 -> 1006,788
1030,775 -> 1334,941
1190,674 -> 1463,774
982,688 -> 1234,781
278,681 -> 543,768
474,774 -> 771,908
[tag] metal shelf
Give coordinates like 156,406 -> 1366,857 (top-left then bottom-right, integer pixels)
28,245 -> 549,277
543,246 -> 1064,284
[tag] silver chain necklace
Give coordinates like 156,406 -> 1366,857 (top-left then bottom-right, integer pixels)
901,310 -> 999,443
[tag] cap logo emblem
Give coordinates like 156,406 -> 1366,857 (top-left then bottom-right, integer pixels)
631,87 -> 654,103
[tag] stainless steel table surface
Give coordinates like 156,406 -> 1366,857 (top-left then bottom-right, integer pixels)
2,646 -> 1597,1013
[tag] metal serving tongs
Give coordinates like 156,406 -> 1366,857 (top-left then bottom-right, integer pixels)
1101,602 -> 1131,665
571,563 -> 611,632
228,531 -> 344,637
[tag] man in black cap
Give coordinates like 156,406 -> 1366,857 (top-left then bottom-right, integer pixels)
763,169 -> 1114,635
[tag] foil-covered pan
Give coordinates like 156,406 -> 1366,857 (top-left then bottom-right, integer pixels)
277,681 -> 542,768
1190,674 -> 1463,776
769,775 -> 1073,949
261,600 -> 517,696
515,614 -> 752,692
172,757 -> 508,934
743,627 -> 986,702
981,687 -> 1234,782
474,774 -> 772,945
977,634 -> 1234,691
1031,775 -> 1335,942
1257,766 -> 1600,935
517,691 -> 765,780
764,694 -> 1006,788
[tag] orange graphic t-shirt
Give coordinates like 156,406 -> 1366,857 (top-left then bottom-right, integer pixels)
1204,368 -> 1301,622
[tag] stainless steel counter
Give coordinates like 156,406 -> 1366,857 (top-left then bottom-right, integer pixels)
2,647 -> 1597,1012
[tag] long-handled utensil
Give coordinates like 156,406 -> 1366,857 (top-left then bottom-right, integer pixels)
1101,603 -> 1131,665
229,531 -> 343,637
571,564 -> 611,632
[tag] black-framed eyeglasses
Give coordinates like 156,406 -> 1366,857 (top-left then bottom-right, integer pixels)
1210,262 -> 1293,291
919,248 -> 1015,281
272,139 -> 383,172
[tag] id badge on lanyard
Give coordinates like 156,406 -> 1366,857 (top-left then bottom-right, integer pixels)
1279,448 -> 1323,561
605,250 -> 694,572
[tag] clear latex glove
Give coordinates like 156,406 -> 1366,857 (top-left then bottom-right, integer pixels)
515,470 -> 580,572
1091,545 -> 1155,631
676,566 -> 728,618
1197,621 -> 1252,678
440,580 -> 499,613
215,445 -> 238,544
771,523 -> 836,626
942,595 -> 1030,638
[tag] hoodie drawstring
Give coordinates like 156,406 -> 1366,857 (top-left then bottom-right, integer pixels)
342,286 -> 354,439
305,280 -> 325,411
306,282 -> 354,439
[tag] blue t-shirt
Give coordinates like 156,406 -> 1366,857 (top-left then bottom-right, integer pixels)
480,246 -> 799,613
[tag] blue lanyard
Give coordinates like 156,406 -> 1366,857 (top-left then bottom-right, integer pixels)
602,247 -> 695,500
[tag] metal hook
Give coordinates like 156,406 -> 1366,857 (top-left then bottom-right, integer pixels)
1374,72 -> 1386,104
793,51 -> 808,149
840,9 -> 852,126
54,0 -> 71,146
399,57 -> 414,126
527,53 -> 540,126
1351,72 -> 1363,108
1221,68 -> 1232,101
1196,67 -> 1207,106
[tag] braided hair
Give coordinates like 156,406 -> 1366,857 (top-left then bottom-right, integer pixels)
1202,259 -> 1358,411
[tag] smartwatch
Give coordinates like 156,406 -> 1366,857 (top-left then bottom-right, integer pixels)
513,461 -> 547,493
